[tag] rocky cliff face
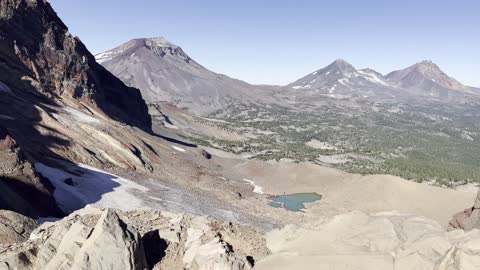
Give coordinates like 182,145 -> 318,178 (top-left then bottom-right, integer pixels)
0,0 -> 158,218
0,0 -> 151,131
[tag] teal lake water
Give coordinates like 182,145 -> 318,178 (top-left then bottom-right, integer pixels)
269,193 -> 322,211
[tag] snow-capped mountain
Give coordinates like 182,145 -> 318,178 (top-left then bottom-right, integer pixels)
96,37 -> 279,116
288,59 -> 479,100
287,59 -> 394,98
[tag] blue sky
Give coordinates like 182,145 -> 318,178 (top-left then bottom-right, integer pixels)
49,0 -> 479,87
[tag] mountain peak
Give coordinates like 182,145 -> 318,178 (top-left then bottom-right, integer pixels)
326,59 -> 356,73
138,37 -> 178,48
413,60 -> 442,71
417,60 -> 435,65
386,60 -> 466,91
96,36 -> 193,64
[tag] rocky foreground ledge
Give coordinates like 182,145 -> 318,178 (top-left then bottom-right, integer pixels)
0,208 -> 268,270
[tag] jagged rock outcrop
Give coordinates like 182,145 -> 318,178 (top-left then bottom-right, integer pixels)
0,127 -> 62,218
0,210 -> 38,245
0,0 -> 151,131
36,209 -> 148,270
0,208 -> 268,270
0,0 -> 161,215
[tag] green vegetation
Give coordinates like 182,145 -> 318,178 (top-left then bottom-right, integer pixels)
192,97 -> 480,185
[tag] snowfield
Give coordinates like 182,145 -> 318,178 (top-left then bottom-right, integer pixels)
35,162 -> 149,213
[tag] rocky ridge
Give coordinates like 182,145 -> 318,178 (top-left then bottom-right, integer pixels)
0,208 -> 268,270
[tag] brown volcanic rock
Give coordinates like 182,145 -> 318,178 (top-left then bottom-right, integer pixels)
449,191 -> 480,231
0,0 -> 151,132
0,127 -> 63,218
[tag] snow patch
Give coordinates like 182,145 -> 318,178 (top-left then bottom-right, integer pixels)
64,107 -> 101,124
329,84 -> 337,93
357,70 -> 390,86
243,179 -> 264,194
172,145 -> 186,152
338,78 -> 349,86
312,71 -> 318,75
95,52 -> 113,63
35,162 -> 150,213
292,85 -> 311,90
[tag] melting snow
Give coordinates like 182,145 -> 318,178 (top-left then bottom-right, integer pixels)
35,162 -> 150,213
172,145 -> 186,152
243,179 -> 264,194
338,78 -> 349,86
95,52 -> 113,63
357,70 -> 390,86
292,85 -> 311,90
329,84 -> 337,93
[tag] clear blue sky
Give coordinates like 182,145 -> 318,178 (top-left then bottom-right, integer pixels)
49,0 -> 479,87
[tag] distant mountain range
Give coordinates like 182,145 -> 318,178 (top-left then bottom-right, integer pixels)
289,59 -> 479,100
97,37 -> 479,116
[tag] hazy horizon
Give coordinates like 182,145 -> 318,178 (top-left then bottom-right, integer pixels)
49,0 -> 480,87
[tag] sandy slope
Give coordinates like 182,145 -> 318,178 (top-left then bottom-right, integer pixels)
219,158 -> 475,226
256,211 -> 480,270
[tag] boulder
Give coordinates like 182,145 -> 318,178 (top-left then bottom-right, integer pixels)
449,190 -> 480,231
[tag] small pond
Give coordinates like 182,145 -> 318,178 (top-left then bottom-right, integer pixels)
269,192 -> 322,212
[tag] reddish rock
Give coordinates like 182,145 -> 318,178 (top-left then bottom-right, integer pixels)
448,207 -> 473,230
